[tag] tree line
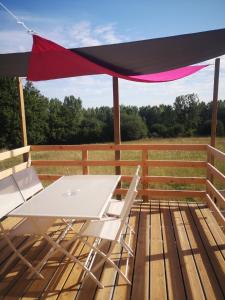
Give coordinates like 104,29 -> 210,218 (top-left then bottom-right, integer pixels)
0,77 -> 225,149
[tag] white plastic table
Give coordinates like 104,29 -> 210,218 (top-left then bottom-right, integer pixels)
10,175 -> 121,220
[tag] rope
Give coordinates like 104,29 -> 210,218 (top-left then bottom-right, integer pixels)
0,1 -> 36,34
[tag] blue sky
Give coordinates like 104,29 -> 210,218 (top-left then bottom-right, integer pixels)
1,0 -> 225,107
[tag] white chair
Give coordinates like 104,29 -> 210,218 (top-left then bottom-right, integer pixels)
0,175 -> 46,278
12,166 -> 43,200
64,170 -> 140,288
106,166 -> 141,218
0,174 -> 72,279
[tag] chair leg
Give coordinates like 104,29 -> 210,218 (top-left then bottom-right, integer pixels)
0,234 -> 43,279
120,239 -> 134,257
76,236 -> 131,285
42,233 -> 105,288
0,236 -> 36,275
27,221 -> 77,279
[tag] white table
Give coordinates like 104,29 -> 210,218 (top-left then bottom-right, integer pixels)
10,175 -> 121,220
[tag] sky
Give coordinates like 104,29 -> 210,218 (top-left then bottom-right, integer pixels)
0,0 -> 225,108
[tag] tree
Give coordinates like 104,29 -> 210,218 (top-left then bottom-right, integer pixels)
0,77 -> 21,149
174,93 -> 200,135
95,106 -> 114,141
121,112 -> 148,141
48,98 -> 65,144
24,82 -> 49,145
62,96 -> 83,144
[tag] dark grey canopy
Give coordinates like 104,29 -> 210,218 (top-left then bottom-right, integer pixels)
0,28 -> 225,77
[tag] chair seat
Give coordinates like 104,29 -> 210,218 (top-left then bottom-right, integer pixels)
106,199 -> 124,216
80,218 -> 122,241
10,217 -> 56,236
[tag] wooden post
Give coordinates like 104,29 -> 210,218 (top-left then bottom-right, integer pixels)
113,77 -> 121,174
142,149 -> 148,201
210,58 -> 220,148
18,77 -> 28,162
209,58 -> 220,185
82,149 -> 89,175
113,77 -> 121,199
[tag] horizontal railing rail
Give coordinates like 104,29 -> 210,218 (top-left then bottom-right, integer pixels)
31,144 -> 207,151
0,146 -> 31,180
0,146 -> 30,161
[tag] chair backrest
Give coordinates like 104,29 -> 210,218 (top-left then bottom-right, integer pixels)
120,166 -> 140,219
12,167 -> 43,201
0,176 -> 24,219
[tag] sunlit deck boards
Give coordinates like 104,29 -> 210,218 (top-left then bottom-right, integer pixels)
0,200 -> 224,300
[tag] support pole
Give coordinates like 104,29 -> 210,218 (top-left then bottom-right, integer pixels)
18,77 -> 28,161
113,76 -> 121,176
208,58 -> 220,186
210,58 -> 220,147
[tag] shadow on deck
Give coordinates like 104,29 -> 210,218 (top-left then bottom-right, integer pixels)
0,200 -> 224,300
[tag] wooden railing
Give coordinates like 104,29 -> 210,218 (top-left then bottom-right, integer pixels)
0,143 -> 224,231
0,146 -> 31,180
206,145 -> 225,229
31,144 -> 207,199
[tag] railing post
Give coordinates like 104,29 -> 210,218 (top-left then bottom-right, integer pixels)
208,58 -> 220,186
142,149 -> 148,202
82,149 -> 89,175
210,58 -> 220,149
113,77 -> 121,175
206,147 -> 213,199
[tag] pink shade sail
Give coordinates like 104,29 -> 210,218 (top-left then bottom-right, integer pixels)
28,35 -> 207,82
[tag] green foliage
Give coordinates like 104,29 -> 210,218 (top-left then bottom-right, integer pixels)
24,81 -> 49,145
0,77 -> 225,149
0,77 -> 21,149
121,112 -> 148,140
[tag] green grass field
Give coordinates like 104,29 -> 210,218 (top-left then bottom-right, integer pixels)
1,137 -> 224,192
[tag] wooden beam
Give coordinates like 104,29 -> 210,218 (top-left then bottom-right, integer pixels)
113,77 -> 121,177
210,58 -> 220,148
0,146 -> 30,162
18,78 -> 27,147
206,180 -> 225,210
0,162 -> 30,180
207,163 -> 225,185
18,77 -> 29,162
115,188 -> 206,199
31,144 -> 207,152
205,194 -> 225,231
31,159 -> 207,168
207,145 -> 225,162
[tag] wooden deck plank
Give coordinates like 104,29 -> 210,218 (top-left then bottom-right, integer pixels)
160,201 -> 186,300
23,222 -> 88,300
197,203 -> 225,259
179,201 -> 224,300
130,202 -> 150,300
149,200 -> 167,300
75,241 -> 112,300
55,235 -> 96,300
188,202 -> 225,296
169,201 -> 205,300
39,237 -> 88,300
1,201 -> 225,300
112,203 -> 140,300
4,220 -> 67,299
90,240 -> 120,300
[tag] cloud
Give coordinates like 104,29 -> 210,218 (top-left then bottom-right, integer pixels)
0,30 -> 32,53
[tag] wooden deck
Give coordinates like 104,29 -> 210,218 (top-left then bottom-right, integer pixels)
0,200 -> 225,300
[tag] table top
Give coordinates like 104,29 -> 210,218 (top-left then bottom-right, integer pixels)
9,175 -> 121,220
